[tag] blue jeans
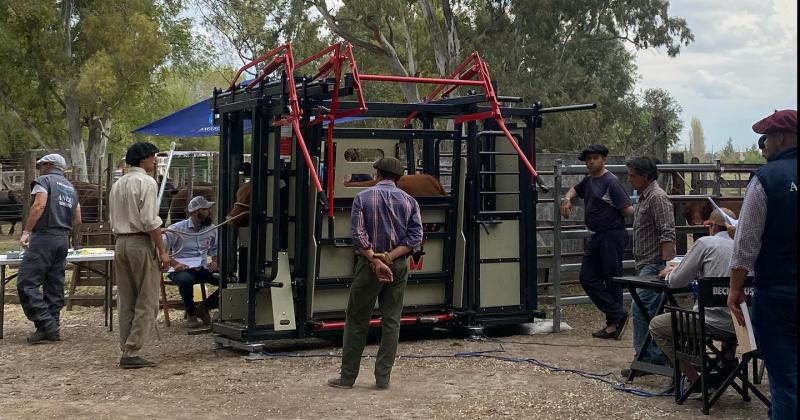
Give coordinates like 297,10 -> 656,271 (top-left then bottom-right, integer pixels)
168,268 -> 219,316
752,286 -> 797,420
631,263 -> 668,365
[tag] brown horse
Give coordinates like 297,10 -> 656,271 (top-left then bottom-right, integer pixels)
683,197 -> 743,225
226,174 -> 447,228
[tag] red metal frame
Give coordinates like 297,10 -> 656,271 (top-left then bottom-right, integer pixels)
228,42 -> 539,201
294,42 -> 368,216
229,43 -> 324,193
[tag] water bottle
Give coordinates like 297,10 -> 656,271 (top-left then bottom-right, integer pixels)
631,189 -> 639,210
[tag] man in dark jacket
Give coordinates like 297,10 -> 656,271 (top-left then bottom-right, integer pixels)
729,109 -> 797,420
17,154 -> 81,343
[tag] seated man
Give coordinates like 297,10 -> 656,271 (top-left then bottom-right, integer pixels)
165,196 -> 219,328
649,208 -> 739,389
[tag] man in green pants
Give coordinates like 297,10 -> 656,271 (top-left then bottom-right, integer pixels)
328,157 -> 423,390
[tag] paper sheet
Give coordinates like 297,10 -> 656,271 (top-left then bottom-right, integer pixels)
730,302 -> 758,353
167,256 -> 203,273
706,197 -> 739,227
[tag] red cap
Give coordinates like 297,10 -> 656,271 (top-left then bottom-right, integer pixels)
752,109 -> 797,134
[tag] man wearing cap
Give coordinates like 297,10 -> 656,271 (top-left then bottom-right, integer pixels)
16,154 -> 81,343
164,196 -> 219,327
328,157 -> 423,390
562,145 -> 634,339
649,208 -> 739,391
109,142 -> 170,369
729,109 -> 797,419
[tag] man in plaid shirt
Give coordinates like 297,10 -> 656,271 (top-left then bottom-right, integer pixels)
624,156 -> 675,377
328,157 -> 423,391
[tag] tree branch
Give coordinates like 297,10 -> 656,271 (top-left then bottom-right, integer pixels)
311,0 -> 385,55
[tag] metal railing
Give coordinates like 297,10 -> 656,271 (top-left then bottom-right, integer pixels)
542,158 -> 755,332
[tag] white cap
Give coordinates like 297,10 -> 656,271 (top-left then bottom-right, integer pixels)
187,196 -> 215,213
36,154 -> 67,170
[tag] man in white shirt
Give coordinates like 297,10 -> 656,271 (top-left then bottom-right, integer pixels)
109,142 -> 169,369
649,208 -> 738,387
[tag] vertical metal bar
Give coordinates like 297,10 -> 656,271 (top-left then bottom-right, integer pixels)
713,159 -> 722,197
157,142 -> 177,206
105,153 -> 113,222
552,159 -> 563,332
422,118 -> 436,175
187,155 -> 195,213
22,151 -> 36,223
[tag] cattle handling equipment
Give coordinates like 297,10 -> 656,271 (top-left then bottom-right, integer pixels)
210,42 -> 595,353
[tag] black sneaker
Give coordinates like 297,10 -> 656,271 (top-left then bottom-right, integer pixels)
119,356 -> 157,369
196,304 -> 212,326
27,329 -> 60,344
375,380 -> 390,390
327,377 -> 354,389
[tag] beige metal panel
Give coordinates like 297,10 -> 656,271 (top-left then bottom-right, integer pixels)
494,132 -> 521,211
312,282 -> 446,314
320,208 -> 352,240
271,252 -> 296,331
412,239 -> 444,273
313,289 -> 350,312
404,283 -> 446,306
479,220 -> 520,259
335,139 -> 397,199
421,209 -> 446,224
452,158 -> 468,308
318,246 -> 355,278
219,284 -> 274,325
479,262 -> 521,307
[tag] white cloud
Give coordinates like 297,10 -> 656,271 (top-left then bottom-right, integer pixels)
632,0 -> 797,151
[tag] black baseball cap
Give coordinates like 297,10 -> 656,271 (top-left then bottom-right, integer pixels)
578,144 -> 609,161
125,142 -> 160,166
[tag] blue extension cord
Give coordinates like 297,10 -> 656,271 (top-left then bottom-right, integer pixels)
256,338 -> 674,398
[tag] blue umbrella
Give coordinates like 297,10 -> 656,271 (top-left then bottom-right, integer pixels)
133,97 -> 367,138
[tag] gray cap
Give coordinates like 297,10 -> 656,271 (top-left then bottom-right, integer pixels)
373,157 -> 405,177
36,154 -> 67,170
187,196 -> 215,213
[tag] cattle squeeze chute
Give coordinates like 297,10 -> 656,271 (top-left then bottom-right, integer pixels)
211,42 -> 595,352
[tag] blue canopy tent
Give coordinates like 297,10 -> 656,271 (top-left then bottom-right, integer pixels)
133,98 -> 366,137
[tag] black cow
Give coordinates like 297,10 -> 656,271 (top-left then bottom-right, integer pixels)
0,189 -> 22,235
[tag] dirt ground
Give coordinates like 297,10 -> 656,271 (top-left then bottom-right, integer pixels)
0,298 -> 771,420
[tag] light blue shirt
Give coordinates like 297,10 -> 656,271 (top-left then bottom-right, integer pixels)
165,218 -> 217,268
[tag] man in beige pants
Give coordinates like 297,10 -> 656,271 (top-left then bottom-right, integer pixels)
109,142 -> 169,369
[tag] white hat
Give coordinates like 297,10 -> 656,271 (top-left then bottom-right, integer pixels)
187,196 -> 215,213
36,154 -> 67,170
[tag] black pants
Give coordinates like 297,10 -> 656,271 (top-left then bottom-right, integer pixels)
16,234 -> 70,332
168,268 -> 219,316
578,228 -> 628,325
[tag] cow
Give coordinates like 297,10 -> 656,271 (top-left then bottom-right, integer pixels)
0,189 -> 22,235
225,173 -> 447,228
682,198 -> 744,226
167,183 -> 215,222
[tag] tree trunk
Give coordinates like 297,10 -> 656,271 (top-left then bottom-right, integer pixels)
62,0 -> 88,181
65,98 -> 88,182
87,112 -> 111,183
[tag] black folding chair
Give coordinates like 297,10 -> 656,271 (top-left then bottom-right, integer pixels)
666,277 -> 770,415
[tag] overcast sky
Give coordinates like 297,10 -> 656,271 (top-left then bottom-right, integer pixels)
632,0 -> 798,152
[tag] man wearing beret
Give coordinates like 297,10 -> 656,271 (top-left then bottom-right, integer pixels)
109,142 -> 170,369
729,109 -> 797,419
562,145 -> 634,339
328,157 -> 423,390
16,154 -> 81,343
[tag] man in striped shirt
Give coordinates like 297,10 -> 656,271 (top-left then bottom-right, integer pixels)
625,156 -> 675,377
328,157 -> 423,391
